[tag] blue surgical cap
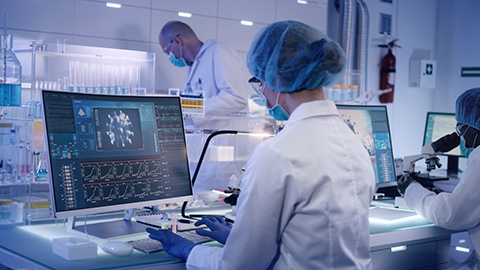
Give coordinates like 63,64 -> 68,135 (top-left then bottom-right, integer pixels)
456,88 -> 480,130
247,20 -> 346,92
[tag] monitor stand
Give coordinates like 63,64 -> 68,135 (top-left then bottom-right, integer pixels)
446,156 -> 460,177
66,209 -> 150,239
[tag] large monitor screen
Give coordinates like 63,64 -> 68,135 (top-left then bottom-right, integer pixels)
42,90 -> 194,219
423,112 -> 462,156
423,112 -> 463,175
336,105 -> 397,189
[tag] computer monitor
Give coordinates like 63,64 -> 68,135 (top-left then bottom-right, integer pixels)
41,90 -> 194,238
423,112 -> 462,175
336,105 -> 397,192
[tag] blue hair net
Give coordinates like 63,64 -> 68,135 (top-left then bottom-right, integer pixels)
247,20 -> 346,92
456,88 -> 480,130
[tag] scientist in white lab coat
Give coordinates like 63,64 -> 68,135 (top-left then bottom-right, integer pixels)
160,21 -> 257,193
397,87 -> 480,269
159,21 -> 253,130
148,20 -> 376,269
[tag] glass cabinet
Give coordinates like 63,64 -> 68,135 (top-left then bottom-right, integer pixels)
1,42 -> 156,225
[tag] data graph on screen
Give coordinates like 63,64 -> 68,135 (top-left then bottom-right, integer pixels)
42,90 -> 193,219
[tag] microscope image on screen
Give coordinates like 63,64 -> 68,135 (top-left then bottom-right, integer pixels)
93,108 -> 144,151
337,105 -> 397,187
339,111 -> 375,156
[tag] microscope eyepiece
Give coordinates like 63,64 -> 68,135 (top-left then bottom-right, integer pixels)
431,132 -> 460,153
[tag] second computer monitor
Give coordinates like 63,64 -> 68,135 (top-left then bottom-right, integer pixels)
423,112 -> 463,174
423,112 -> 461,156
336,105 -> 397,190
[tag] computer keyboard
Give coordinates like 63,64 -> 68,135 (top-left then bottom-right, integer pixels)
128,231 -> 213,254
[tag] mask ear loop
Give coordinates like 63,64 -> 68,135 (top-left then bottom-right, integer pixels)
179,43 -> 183,59
462,126 -> 471,147
473,133 -> 479,148
274,91 -> 281,106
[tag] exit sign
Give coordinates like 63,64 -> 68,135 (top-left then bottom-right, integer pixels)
461,67 -> 480,77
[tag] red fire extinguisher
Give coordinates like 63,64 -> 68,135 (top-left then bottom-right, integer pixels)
379,39 -> 400,103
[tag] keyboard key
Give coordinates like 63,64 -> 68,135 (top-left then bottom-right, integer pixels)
128,231 -> 213,254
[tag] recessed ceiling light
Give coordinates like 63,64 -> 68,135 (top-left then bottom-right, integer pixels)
241,20 -> 253,26
178,12 -> 192,18
106,2 -> 122,8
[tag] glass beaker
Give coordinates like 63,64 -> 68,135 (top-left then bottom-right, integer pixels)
0,33 -> 22,106
35,152 -> 49,182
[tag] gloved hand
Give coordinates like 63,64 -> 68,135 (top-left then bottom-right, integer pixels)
195,216 -> 232,245
396,173 -> 416,196
146,228 -> 198,261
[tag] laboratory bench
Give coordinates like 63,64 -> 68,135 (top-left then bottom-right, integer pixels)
369,200 -> 453,269
0,203 -> 456,270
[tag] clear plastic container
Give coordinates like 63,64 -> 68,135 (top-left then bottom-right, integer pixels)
325,84 -> 359,102
0,123 -> 14,183
1,33 -> 22,106
0,198 -> 12,223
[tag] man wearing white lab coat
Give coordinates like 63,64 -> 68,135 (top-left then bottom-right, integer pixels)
159,21 -> 253,131
399,88 -> 480,269
159,21 -> 257,193
148,21 -> 376,269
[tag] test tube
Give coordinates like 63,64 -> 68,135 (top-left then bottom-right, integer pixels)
63,71 -> 71,92
56,38 -> 66,53
56,72 -> 63,91
108,65 -> 115,95
99,64 -> 108,94
114,65 -> 122,95
84,62 -> 93,93
69,61 -> 76,92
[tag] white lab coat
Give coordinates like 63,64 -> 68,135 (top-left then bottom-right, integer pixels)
186,100 -> 375,269
182,39 -> 254,131
405,147 -> 480,269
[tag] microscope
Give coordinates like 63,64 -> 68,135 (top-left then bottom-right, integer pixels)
403,132 -> 460,190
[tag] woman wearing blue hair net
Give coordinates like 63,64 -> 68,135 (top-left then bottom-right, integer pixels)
398,88 -> 480,269
148,20 -> 375,269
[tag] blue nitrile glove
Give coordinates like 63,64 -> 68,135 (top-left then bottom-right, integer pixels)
194,216 -> 232,245
146,228 -> 198,261
396,173 -> 416,196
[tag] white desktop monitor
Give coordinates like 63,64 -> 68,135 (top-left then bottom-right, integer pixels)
423,112 -> 463,174
41,90 -> 194,237
336,105 -> 397,191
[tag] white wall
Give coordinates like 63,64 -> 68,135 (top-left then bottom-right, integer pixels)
389,0 -> 438,159
3,0 -> 479,161
391,0 -> 480,159
0,0 -> 328,94
434,0 -> 480,113
329,0 -> 480,160
328,0 -> 437,158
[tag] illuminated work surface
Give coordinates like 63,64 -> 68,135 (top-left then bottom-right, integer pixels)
369,203 -> 454,250
0,205 -> 229,270
0,205 -> 454,270
0,221 -> 192,270
368,204 -> 454,269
